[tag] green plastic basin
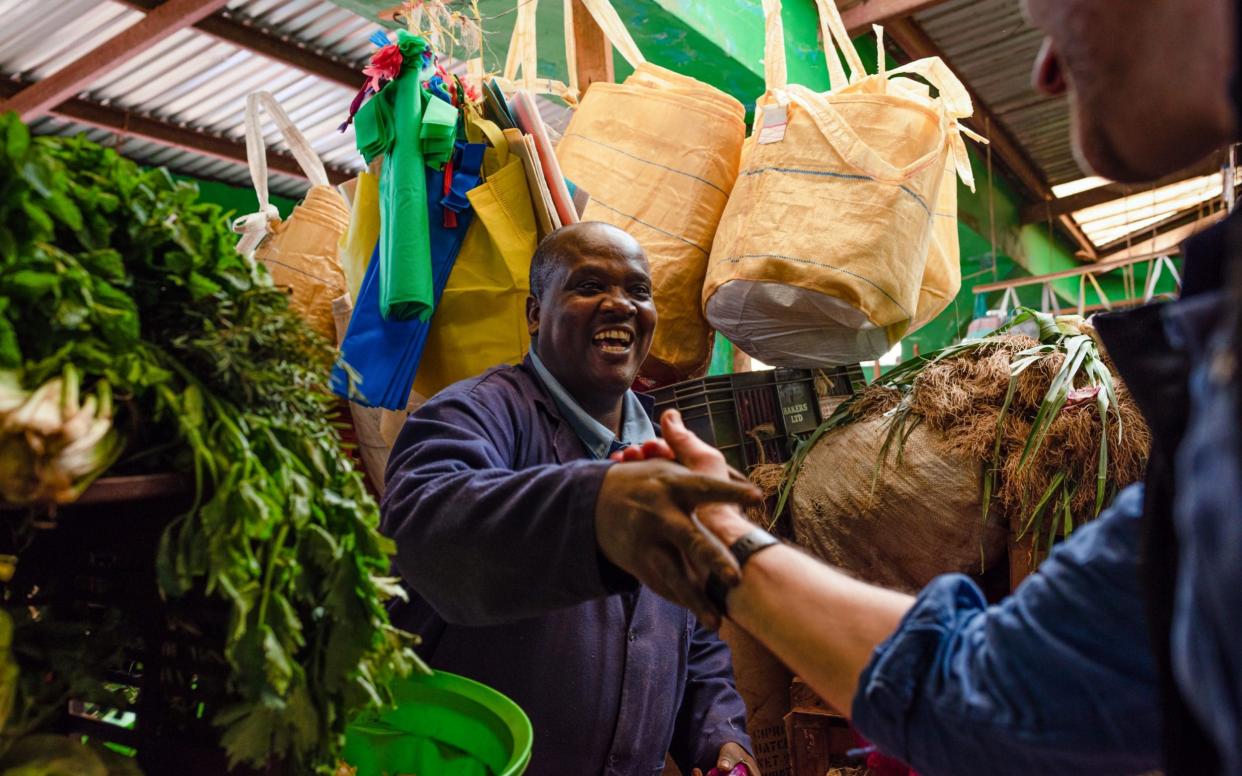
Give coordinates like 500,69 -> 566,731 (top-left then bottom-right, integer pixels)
343,670 -> 532,776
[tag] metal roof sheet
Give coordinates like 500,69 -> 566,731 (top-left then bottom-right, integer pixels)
0,0 -> 375,199
914,0 -> 1080,188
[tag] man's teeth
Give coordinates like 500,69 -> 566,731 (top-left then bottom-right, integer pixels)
592,329 -> 633,350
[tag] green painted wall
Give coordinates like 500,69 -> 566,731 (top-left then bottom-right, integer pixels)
175,174 -> 297,220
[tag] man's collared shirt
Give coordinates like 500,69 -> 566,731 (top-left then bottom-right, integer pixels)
527,347 -> 656,459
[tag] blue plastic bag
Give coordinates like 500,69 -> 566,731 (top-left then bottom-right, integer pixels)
333,142 -> 485,408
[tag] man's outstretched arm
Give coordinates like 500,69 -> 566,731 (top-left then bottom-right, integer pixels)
651,411 -> 1160,776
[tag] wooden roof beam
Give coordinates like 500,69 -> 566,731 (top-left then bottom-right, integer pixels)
0,80 -> 351,185
116,0 -> 362,89
842,0 -> 951,35
884,16 -> 1099,259
1,0 -> 231,120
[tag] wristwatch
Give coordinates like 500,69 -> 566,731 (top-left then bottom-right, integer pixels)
705,527 -> 781,617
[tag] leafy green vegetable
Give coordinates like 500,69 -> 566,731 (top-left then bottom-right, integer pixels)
0,112 -> 423,773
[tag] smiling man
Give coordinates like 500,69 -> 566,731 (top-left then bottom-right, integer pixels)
381,222 -> 759,776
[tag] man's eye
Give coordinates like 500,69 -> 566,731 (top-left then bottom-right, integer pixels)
578,281 -> 603,293
630,285 -> 652,298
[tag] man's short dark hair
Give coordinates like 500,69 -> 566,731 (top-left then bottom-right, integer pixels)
528,232 -> 567,301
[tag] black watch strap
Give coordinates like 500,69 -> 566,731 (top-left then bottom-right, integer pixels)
705,528 -> 780,617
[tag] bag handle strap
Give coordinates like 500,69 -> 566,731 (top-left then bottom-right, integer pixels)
888,56 -> 989,190
573,0 -> 645,69
234,91 -> 329,255
811,0 -> 865,91
784,86 -> 946,183
762,0 -> 787,91
763,0 -> 866,93
501,0 -> 645,99
502,0 -> 578,99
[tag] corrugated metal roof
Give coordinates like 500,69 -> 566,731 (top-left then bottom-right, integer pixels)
914,0 -> 1080,188
0,0 -> 375,199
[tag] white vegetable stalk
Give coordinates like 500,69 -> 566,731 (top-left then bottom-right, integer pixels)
0,366 -> 121,504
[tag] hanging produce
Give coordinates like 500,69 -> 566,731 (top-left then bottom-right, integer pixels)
0,113 -> 421,772
767,310 -> 1150,590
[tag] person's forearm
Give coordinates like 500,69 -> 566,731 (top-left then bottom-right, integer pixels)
717,520 -> 914,714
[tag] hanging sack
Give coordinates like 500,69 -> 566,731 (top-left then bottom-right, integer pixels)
233,91 -> 350,342
541,0 -> 745,387
885,57 -> 985,331
411,110 -> 539,397
703,0 -> 973,367
333,144 -> 486,409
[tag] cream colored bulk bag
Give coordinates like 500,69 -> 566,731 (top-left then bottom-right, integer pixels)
703,0 -> 976,366
233,92 -> 349,342
888,58 -> 985,331
552,0 -> 746,386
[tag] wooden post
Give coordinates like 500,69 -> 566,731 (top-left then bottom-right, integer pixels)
570,0 -> 614,94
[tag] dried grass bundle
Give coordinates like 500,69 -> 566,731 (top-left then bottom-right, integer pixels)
775,310 -> 1150,567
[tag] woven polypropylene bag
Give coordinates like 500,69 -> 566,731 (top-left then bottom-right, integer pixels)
486,0 -> 740,386
255,186 -> 350,341
233,92 -> 349,342
704,0 -> 967,367
558,62 -> 745,385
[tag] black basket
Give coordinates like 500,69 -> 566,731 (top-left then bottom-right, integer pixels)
649,365 -> 866,471
0,475 -> 264,775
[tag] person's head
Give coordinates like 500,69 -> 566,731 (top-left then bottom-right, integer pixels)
526,222 -> 657,412
1024,0 -> 1237,182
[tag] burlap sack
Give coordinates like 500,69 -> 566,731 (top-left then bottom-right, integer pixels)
720,622 -> 793,776
256,186 -> 349,341
790,415 -> 1007,592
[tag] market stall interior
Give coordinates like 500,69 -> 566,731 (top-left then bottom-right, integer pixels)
0,0 -> 1230,773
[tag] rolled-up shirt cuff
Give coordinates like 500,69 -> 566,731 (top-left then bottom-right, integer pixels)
851,573 -> 988,761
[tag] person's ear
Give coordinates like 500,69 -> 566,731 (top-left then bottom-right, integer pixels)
526,295 -> 539,337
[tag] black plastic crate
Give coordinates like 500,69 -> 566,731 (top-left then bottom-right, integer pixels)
650,364 -> 866,471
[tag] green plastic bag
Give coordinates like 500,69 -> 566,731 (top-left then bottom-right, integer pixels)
354,32 -> 459,322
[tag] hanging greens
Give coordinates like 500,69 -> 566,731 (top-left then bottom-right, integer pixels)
0,113 -> 422,773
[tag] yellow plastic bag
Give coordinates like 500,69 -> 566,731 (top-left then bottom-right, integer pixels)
554,0 -> 746,386
412,115 -> 538,397
233,91 -> 349,342
703,0 -> 976,366
340,169 -> 381,303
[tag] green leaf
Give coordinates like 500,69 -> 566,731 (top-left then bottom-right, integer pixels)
5,269 -> 60,299
187,270 -> 223,301
45,191 -> 83,231
19,196 -> 53,238
4,116 -> 30,161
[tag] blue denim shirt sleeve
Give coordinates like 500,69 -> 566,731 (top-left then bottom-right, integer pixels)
852,484 -> 1160,776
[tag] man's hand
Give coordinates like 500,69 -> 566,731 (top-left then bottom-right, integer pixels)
691,741 -> 761,776
610,412 -> 759,547
595,456 -> 761,629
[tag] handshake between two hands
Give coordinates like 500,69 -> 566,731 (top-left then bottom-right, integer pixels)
593,409 -> 763,631
594,410 -> 762,776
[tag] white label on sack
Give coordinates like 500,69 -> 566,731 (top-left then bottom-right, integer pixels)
757,104 -> 788,144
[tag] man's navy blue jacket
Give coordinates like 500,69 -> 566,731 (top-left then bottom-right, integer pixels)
381,357 -> 751,775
